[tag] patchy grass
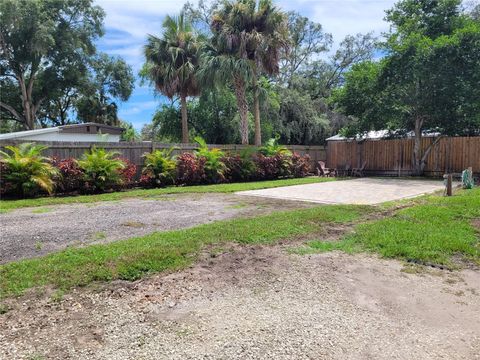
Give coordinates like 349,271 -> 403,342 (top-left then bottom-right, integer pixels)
0,177 -> 335,212
31,207 -> 55,214
0,203 -> 368,298
305,188 -> 480,268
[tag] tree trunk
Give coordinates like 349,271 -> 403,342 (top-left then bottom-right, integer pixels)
180,94 -> 189,144
253,76 -> 261,146
233,74 -> 249,145
412,116 -> 424,175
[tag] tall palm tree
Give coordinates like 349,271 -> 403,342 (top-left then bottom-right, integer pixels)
143,14 -> 201,143
200,0 -> 288,145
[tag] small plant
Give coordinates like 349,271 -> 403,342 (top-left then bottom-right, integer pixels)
0,303 -> 10,315
0,143 -> 59,197
51,157 -> 84,194
259,137 -> 291,157
141,148 -> 176,187
77,147 -> 126,193
194,136 -> 226,183
50,289 -> 64,303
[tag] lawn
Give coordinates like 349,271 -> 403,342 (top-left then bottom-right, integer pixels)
0,203 -> 367,298
0,177 -> 335,212
306,187 -> 480,267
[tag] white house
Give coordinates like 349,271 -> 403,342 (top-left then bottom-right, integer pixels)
0,123 -> 124,142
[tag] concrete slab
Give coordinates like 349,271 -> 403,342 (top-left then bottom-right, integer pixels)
236,178 -> 446,205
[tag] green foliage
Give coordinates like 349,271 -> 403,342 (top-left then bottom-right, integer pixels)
0,143 -> 58,197
120,121 -> 139,141
142,149 -> 177,187
194,136 -> 226,183
77,147 -> 126,193
259,137 -> 292,157
76,54 -> 135,126
0,0 -> 105,129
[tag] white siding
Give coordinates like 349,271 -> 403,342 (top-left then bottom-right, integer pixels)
13,132 -> 121,142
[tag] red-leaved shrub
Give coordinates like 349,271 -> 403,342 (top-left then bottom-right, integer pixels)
0,162 -> 15,197
52,157 -> 84,194
117,158 -> 137,189
290,153 -> 311,177
254,153 -> 292,180
222,153 -> 258,182
176,153 -> 206,185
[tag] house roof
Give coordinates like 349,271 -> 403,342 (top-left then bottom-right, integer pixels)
326,130 -> 441,141
0,123 -> 124,140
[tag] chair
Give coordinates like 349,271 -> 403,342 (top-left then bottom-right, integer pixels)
317,161 -> 336,177
338,164 -> 351,177
352,161 -> 367,177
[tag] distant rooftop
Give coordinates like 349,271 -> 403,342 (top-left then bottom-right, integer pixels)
326,130 -> 440,141
0,123 -> 123,141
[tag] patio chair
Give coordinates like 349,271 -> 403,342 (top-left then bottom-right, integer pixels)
317,161 -> 336,177
352,161 -> 367,177
338,164 -> 351,177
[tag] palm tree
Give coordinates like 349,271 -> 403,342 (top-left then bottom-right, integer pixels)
200,0 -> 288,145
143,14 -> 201,143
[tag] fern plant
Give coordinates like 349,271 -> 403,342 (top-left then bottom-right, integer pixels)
77,147 -> 126,193
194,136 -> 226,183
142,148 -> 176,187
259,136 -> 292,157
0,143 -> 59,197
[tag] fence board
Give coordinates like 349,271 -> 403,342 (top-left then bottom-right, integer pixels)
327,136 -> 480,177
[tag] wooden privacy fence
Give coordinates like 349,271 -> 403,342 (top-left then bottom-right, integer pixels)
0,140 -> 326,179
327,136 -> 480,177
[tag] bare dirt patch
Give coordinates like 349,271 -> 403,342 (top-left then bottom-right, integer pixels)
1,246 -> 478,360
0,193 -> 312,263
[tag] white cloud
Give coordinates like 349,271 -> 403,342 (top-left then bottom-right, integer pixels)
278,0 -> 397,47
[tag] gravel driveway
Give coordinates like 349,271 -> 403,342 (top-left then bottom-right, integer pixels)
1,246 -> 479,359
0,193 -> 311,263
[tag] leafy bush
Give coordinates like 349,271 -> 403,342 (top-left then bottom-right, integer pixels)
223,148 -> 258,182
0,143 -> 59,197
77,147 -> 126,193
52,157 -> 85,194
176,152 -> 206,185
259,137 -> 291,157
194,136 -> 226,183
254,153 -> 293,180
290,153 -> 311,177
141,149 -> 176,188
117,158 -> 137,189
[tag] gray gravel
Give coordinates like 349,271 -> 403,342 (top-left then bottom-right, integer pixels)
0,193 -> 311,263
1,247 -> 479,359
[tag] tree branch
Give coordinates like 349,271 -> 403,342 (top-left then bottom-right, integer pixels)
0,101 -> 24,123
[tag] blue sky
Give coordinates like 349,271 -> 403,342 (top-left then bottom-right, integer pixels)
95,0 -> 397,130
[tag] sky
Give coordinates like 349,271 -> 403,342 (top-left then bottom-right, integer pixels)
95,0 -> 397,131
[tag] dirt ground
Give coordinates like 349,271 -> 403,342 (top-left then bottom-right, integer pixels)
0,193 -> 312,263
1,245 -> 479,360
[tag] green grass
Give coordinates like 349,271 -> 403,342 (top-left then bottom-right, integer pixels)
306,188 -> 480,267
0,177 -> 335,212
0,203 -> 366,299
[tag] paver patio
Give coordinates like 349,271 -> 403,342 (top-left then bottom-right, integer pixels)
236,178 -> 447,205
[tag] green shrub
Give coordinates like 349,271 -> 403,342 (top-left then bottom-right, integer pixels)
259,137 -> 292,157
194,136 -> 226,183
77,147 -> 126,193
0,143 -> 59,197
141,148 -> 176,187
